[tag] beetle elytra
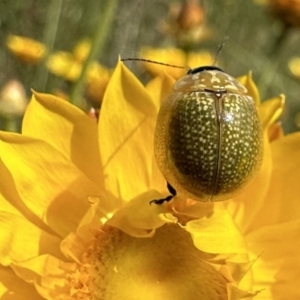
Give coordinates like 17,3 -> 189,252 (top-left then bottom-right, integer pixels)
153,66 -> 263,203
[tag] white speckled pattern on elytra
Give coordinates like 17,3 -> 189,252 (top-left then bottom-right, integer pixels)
154,69 -> 263,202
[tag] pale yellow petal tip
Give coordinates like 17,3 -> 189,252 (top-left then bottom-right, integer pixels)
30,90 -> 48,102
118,55 -> 126,63
30,89 -> 40,102
279,93 -> 286,106
237,71 -> 260,105
259,93 -> 286,130
30,89 -> 37,96
158,212 -> 178,223
227,284 -> 263,300
31,90 -> 64,102
271,94 -> 285,120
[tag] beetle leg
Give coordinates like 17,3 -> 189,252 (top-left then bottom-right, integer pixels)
149,182 -> 177,205
167,182 -> 177,196
149,194 -> 173,205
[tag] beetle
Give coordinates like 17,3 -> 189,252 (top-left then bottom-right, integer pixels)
152,65 -> 263,204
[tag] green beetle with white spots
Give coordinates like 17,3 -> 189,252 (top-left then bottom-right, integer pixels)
154,66 -> 263,203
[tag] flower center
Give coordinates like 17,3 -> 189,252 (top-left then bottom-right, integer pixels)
84,223 -> 228,300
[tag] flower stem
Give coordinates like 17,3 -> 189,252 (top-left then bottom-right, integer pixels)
257,25 -> 290,99
70,0 -> 118,107
36,0 -> 63,91
1,117 -> 19,132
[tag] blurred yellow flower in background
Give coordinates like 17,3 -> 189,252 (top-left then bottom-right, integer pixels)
6,35 -> 47,64
0,61 -> 299,299
47,39 -> 92,81
140,47 -> 213,79
47,39 -> 111,105
85,64 -> 111,107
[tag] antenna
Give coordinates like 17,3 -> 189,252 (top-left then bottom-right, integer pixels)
212,36 -> 229,66
121,57 -> 190,72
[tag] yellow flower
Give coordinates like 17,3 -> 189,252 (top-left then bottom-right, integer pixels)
47,50 -> 81,81
47,40 -> 111,105
85,64 -> 111,106
6,35 -> 46,64
139,47 -> 214,79
0,61 -> 299,299
72,39 -> 92,63
47,40 -> 91,81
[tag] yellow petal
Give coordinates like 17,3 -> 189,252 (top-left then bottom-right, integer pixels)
146,73 -> 176,111
11,254 -> 76,299
146,74 -> 176,193
246,220 -> 300,299
60,232 -> 88,263
237,72 -> 260,105
0,132 -> 102,237
225,132 -> 272,234
106,190 -> 166,237
258,95 -> 285,131
99,61 -> 157,201
268,122 -> 284,142
23,91 -> 103,187
61,199 -> 103,262
246,132 -> 300,232
186,207 -> 247,254
0,188 -> 23,216
0,171 -> 50,232
0,212 -> 61,266
227,284 -> 261,300
11,255 -> 65,282
0,265 -> 43,299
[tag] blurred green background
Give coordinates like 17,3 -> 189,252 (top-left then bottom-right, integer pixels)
1,0 -> 300,133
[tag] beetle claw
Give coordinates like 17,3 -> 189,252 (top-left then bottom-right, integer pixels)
167,182 -> 177,196
149,182 -> 177,205
149,194 -> 174,205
